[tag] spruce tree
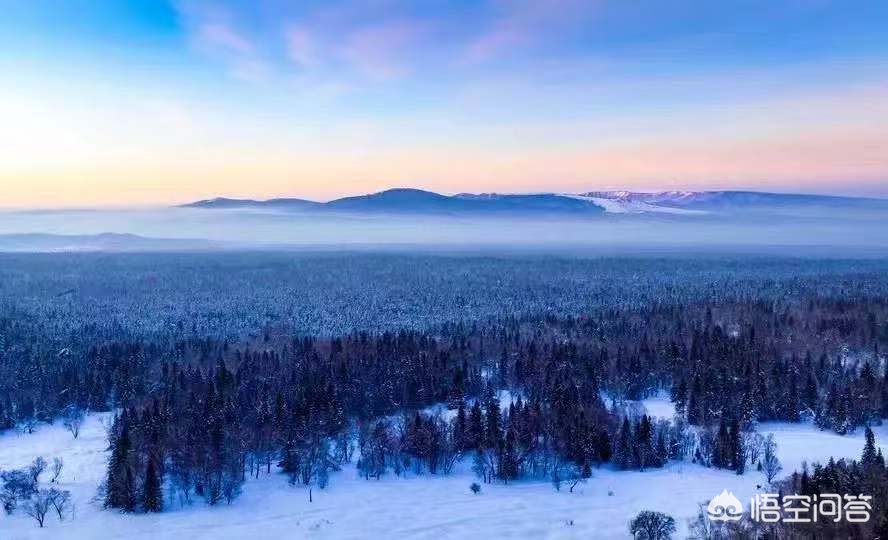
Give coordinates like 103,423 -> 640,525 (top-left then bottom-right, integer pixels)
730,416 -> 744,474
655,430 -> 669,466
635,416 -> 653,470
454,402 -> 467,451
614,417 -> 633,470
862,427 -> 878,466
105,417 -> 136,512
484,393 -> 502,449
881,366 -> 888,418
714,418 -> 730,469
142,459 -> 163,513
595,428 -> 612,463
468,401 -> 484,449
500,428 -> 519,482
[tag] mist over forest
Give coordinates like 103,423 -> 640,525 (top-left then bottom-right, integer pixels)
1,195 -> 886,256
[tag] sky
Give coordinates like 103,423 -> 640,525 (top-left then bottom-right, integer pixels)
0,0 -> 887,208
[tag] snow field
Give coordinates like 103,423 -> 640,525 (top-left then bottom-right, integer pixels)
2,400 -> 886,539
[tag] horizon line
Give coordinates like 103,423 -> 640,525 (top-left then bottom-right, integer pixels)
4,185 -> 888,213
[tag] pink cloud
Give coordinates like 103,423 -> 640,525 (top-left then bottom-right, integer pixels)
197,21 -> 253,54
285,26 -> 318,68
465,0 -> 596,64
176,1 -> 269,83
340,19 -> 428,80
464,22 -> 527,65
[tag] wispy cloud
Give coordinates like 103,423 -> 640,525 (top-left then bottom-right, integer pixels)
176,0 -> 272,82
196,21 -> 253,54
284,25 -> 318,69
464,0 -> 597,64
173,0 -> 600,87
339,19 -> 429,80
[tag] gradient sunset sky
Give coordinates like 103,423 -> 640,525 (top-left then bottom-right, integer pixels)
1,0 -> 887,207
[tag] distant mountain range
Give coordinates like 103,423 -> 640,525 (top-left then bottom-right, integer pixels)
181,188 -> 888,216
182,189 -> 607,215
2,189 -> 886,253
0,233 -> 217,252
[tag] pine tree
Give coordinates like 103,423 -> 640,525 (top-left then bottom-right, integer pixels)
738,376 -> 757,430
454,402 -> 467,451
105,416 -> 136,512
0,399 -> 10,430
786,372 -> 801,422
881,365 -> 888,418
500,428 -> 519,482
671,378 -> 688,417
468,400 -> 484,450
859,361 -> 879,424
595,427 -> 612,463
803,368 -> 819,414
687,375 -> 703,425
862,427 -> 878,466
712,419 -> 726,468
730,416 -> 744,474
799,467 -> 812,496
655,430 -> 669,466
635,416 -> 654,471
447,367 -> 464,408
142,459 -> 163,512
613,417 -> 633,470
484,392 -> 502,449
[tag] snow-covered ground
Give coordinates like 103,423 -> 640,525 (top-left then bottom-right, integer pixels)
2,405 -> 886,539
560,194 -> 707,215
639,394 -> 679,421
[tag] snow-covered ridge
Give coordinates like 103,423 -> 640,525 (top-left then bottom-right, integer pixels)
584,191 -> 704,203
181,189 -> 888,216
563,194 -> 708,215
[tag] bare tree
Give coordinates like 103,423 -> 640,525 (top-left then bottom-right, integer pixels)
551,457 -> 587,493
18,416 -> 39,435
51,457 -> 64,483
28,457 -> 47,485
48,488 -> 71,520
63,406 -> 86,439
687,502 -> 717,540
743,432 -> 764,466
23,489 -> 53,528
761,434 -> 782,485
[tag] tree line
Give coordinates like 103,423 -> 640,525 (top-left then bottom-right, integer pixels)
0,256 -> 886,513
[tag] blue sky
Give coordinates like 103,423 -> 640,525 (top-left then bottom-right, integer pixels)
1,1 -> 887,206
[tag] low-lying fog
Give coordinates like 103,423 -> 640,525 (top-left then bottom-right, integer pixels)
0,207 -> 885,255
